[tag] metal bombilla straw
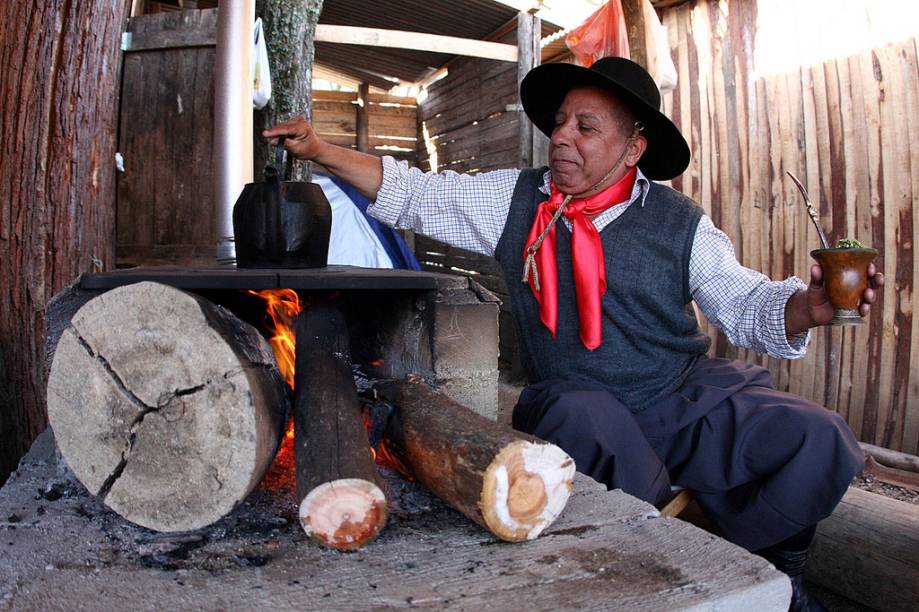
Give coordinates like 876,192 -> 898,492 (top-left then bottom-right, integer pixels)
786,171 -> 830,250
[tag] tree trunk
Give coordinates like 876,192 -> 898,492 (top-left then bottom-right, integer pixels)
46,281 -> 289,532
294,303 -> 387,550
0,0 -> 128,487
254,0 -> 324,181
387,378 -> 575,542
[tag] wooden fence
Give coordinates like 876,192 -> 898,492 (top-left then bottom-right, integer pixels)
661,0 -> 919,453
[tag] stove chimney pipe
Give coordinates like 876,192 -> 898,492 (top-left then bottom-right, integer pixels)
214,0 -> 255,265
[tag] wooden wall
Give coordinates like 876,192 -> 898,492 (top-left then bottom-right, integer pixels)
117,9 -> 218,267
313,90 -> 417,161
661,0 -> 919,453
414,55 -> 522,367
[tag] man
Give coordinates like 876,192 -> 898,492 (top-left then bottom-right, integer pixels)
265,58 -> 882,611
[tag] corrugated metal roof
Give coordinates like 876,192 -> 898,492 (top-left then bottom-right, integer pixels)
315,0 -> 562,89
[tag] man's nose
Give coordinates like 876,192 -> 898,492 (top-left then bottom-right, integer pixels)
550,121 -> 574,147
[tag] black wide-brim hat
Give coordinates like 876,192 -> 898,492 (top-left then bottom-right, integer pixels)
520,57 -> 690,181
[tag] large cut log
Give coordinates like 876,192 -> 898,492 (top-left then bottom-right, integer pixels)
294,303 -> 387,550
387,378 -> 575,541
808,486 -> 919,612
46,281 -> 288,532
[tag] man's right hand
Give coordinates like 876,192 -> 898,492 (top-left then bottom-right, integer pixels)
262,115 -> 325,161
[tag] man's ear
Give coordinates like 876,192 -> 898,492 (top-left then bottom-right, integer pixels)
625,134 -> 647,168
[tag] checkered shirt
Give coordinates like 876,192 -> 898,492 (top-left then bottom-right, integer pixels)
370,156 -> 810,359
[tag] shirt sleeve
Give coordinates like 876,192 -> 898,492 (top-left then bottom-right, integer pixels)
689,215 -> 811,359
367,156 -> 522,257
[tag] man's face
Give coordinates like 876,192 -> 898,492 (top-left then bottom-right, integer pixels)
547,86 -> 644,196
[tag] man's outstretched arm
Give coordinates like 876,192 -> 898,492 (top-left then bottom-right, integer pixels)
262,115 -> 383,201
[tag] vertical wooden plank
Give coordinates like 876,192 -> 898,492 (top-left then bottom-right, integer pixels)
794,65 -> 819,401
356,82 -> 369,153
821,59 -> 846,417
857,48 -> 884,444
516,12 -> 536,169
621,0 -> 648,68
841,53 -> 870,439
904,39 -> 919,455
871,46 -> 899,448
877,43 -> 912,450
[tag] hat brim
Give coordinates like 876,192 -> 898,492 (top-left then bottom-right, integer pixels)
520,63 -> 690,181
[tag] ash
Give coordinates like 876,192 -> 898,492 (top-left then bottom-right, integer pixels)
0,428 -> 471,577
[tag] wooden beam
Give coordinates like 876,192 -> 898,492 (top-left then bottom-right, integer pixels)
517,12 -> 540,169
621,0 -> 649,69
315,24 -> 518,63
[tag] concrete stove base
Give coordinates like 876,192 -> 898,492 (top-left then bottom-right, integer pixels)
0,430 -> 790,611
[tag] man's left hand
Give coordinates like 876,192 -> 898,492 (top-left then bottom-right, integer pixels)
792,263 -> 884,332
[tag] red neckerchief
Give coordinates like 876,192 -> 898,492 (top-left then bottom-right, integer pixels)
523,166 -> 637,350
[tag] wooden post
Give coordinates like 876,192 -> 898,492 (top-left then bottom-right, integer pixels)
294,303 -> 387,550
621,0 -> 649,69
356,82 -> 370,153
46,282 -> 289,532
0,0 -> 128,487
517,12 -> 541,169
386,378 -> 575,542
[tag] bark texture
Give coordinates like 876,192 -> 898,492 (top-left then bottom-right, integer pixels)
388,378 -> 575,541
0,0 -> 128,486
254,0 -> 324,180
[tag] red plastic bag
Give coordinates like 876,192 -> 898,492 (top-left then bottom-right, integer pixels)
565,0 -> 630,67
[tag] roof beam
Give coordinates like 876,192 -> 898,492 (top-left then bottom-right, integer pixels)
314,24 -> 518,62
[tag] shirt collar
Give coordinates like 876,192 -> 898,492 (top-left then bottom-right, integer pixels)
539,167 -> 651,206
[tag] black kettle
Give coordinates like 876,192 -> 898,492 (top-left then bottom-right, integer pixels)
233,137 -> 332,268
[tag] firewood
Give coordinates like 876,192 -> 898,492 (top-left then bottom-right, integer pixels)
294,304 -> 387,550
386,378 -> 575,542
862,456 -> 919,492
809,487 -> 919,611
46,281 -> 288,532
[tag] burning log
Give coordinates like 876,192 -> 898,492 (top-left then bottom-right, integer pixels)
46,281 -> 288,532
385,378 -> 575,542
294,303 -> 387,550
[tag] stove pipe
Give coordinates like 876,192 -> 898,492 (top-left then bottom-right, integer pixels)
214,0 -> 255,265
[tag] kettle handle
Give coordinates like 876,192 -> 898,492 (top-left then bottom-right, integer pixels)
264,136 -> 285,262
274,135 -> 286,174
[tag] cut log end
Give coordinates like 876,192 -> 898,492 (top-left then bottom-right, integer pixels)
480,440 -> 575,542
299,478 -> 388,550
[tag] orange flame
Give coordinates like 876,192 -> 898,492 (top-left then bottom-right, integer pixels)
249,289 -> 302,388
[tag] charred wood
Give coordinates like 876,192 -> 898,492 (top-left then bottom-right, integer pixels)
294,303 -> 387,550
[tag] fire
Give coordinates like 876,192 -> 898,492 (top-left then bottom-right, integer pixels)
249,289 -> 408,480
362,406 -> 410,477
249,289 -> 302,388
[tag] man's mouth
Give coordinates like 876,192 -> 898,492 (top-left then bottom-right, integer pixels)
551,159 -> 578,170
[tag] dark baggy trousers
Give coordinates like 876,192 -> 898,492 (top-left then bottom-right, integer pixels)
511,357 -> 864,552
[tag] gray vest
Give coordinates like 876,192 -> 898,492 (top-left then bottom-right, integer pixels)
494,168 -> 711,412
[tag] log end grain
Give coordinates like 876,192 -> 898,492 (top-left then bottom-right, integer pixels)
299,478 -> 388,550
47,281 -> 288,532
480,440 -> 575,541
